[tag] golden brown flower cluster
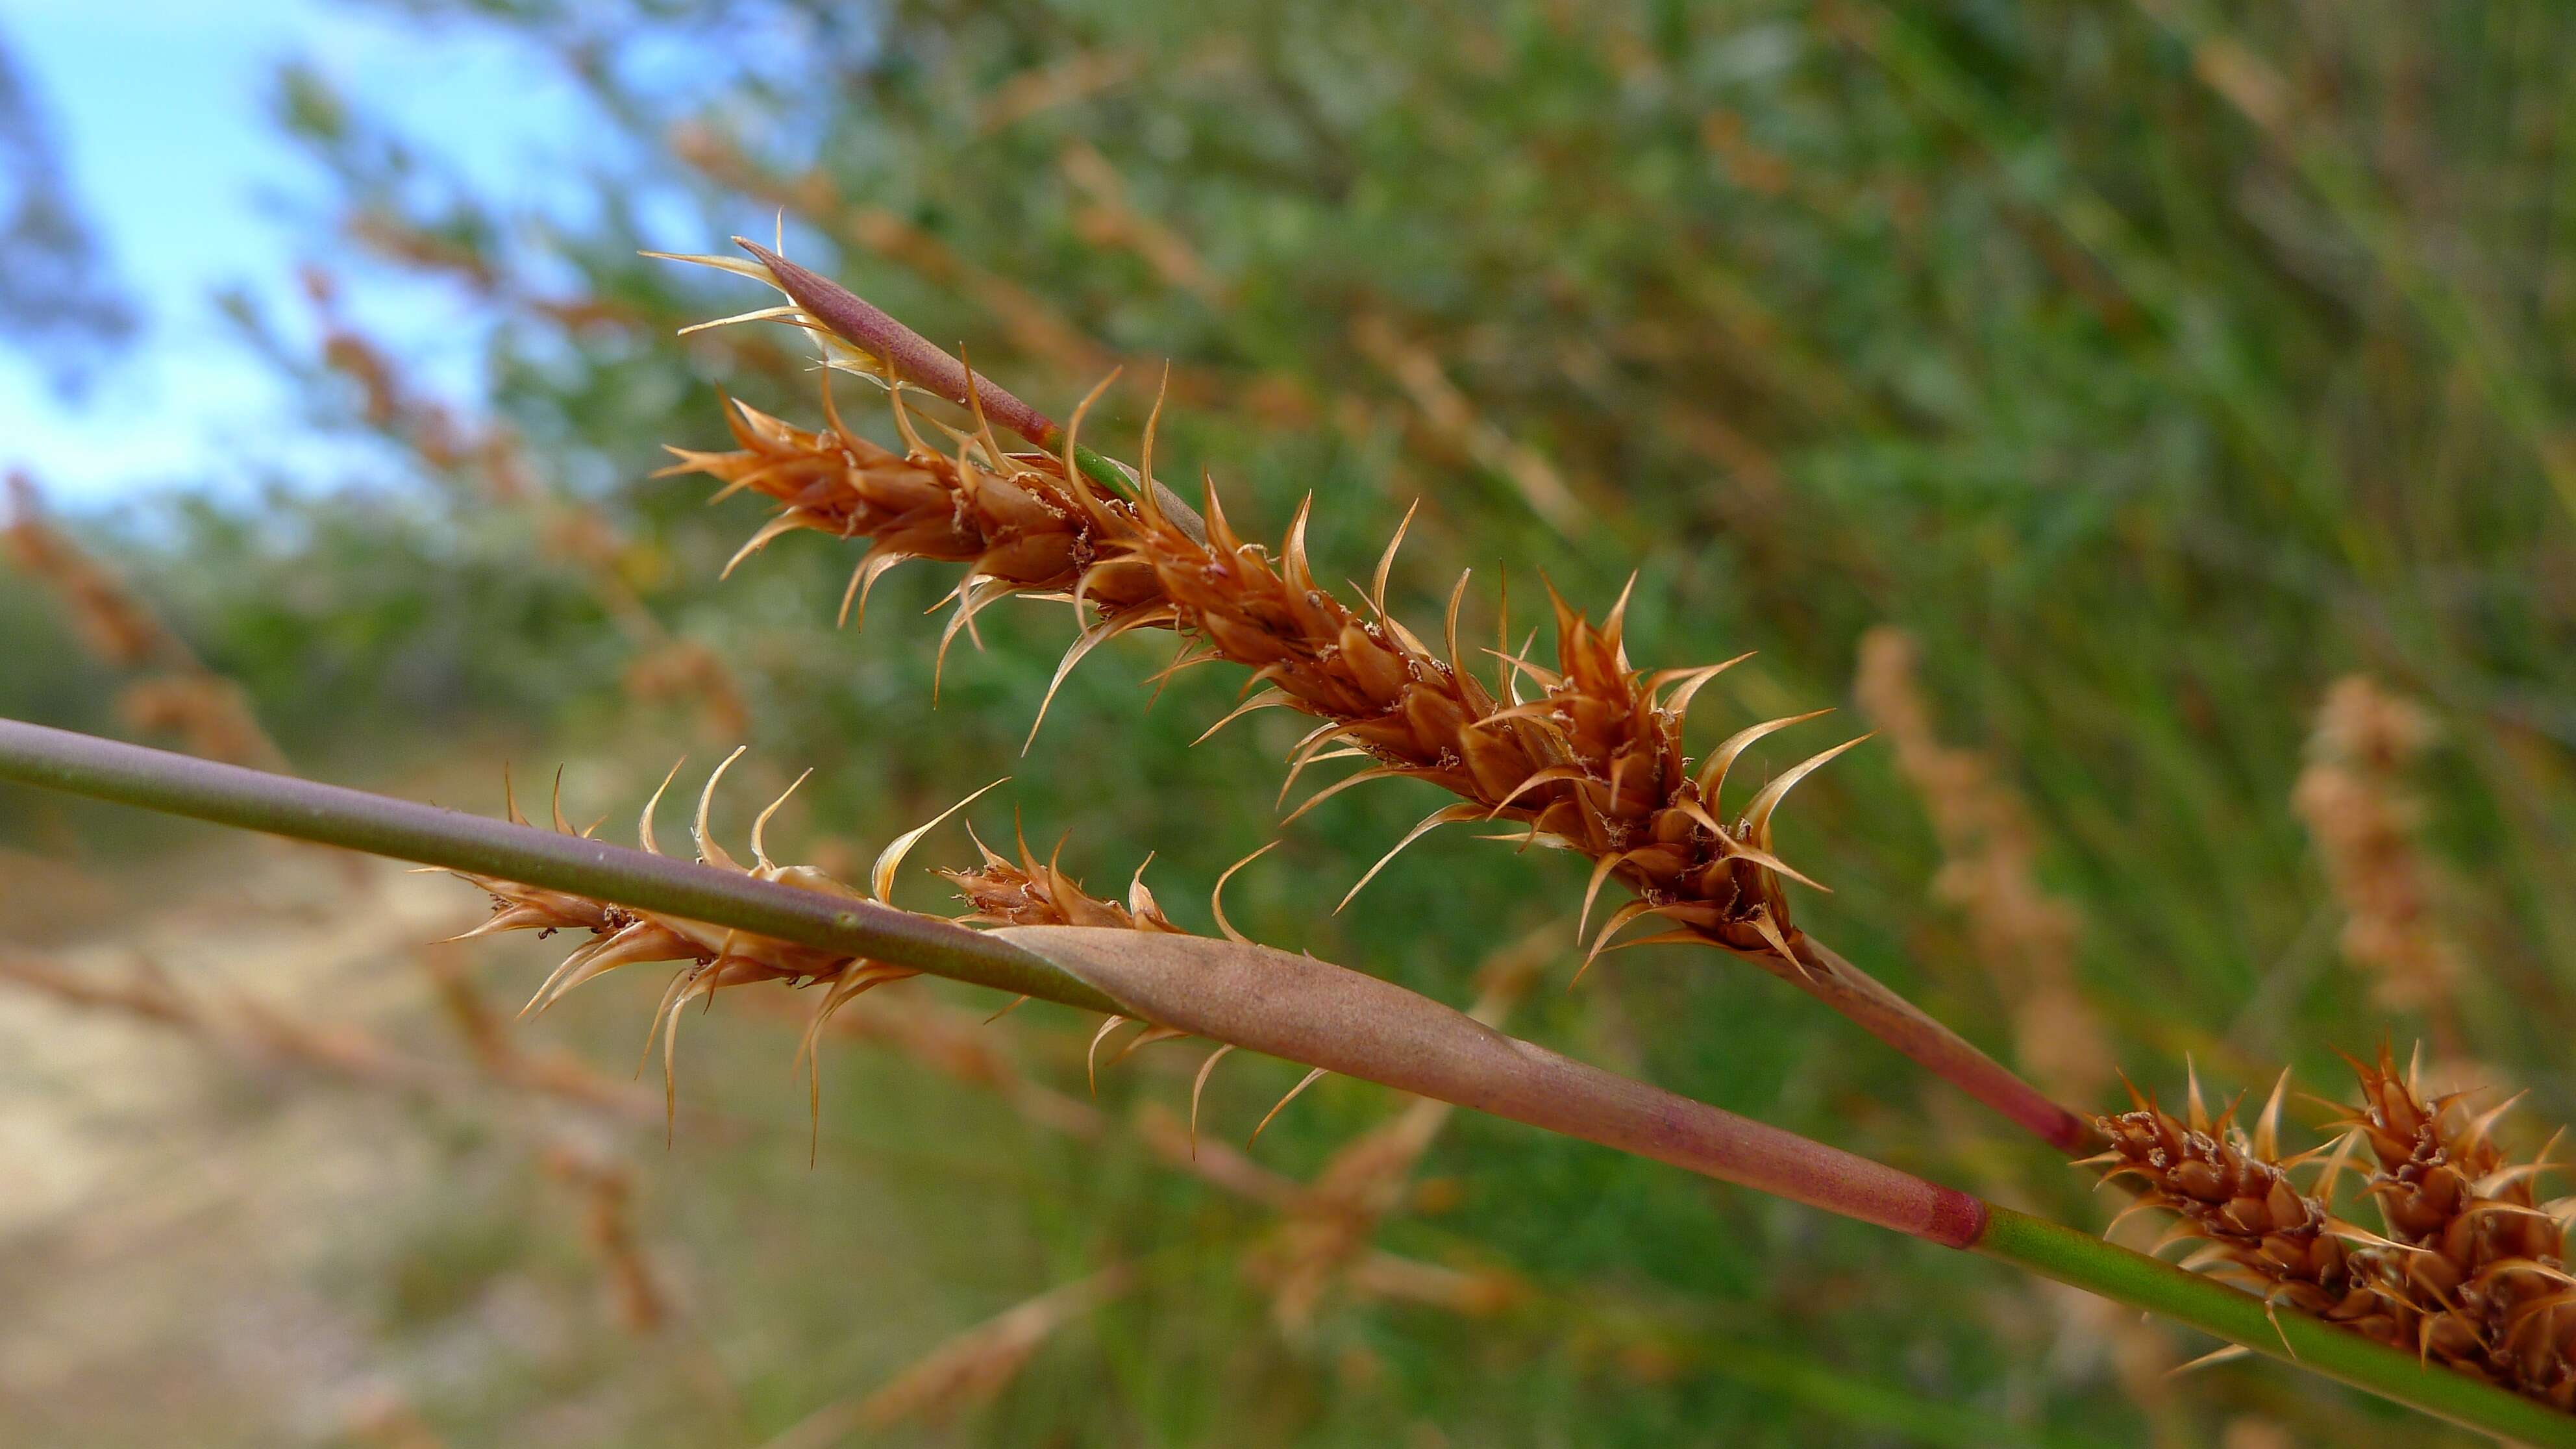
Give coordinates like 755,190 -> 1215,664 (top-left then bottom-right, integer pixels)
449,754 -> 918,1125
676,380 -> 1843,978
2090,1051 -> 2575,1406
450,756 -> 1223,1130
939,827 -> 1185,934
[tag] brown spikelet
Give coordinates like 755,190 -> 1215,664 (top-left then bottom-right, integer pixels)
449,758 -> 918,1135
2292,676 -> 2465,1024
668,327 -> 1832,977
447,758 -> 1228,1134
941,830 -> 1185,934
2094,1072 -> 2392,1332
2340,1048 -> 2576,1399
2088,1052 -> 2576,1407
1853,626 -> 2108,1099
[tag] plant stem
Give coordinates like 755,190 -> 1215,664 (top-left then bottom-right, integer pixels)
8,718 -> 2570,1440
1974,1206 -> 2576,1446
735,238 -> 1143,506
729,240 -> 1217,543
1005,923 -> 1987,1246
1791,936 -> 2094,1151
0,717 -> 1115,1013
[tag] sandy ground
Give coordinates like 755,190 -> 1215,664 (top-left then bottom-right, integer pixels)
0,850 -> 604,1446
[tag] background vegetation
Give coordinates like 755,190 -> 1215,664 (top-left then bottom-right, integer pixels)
5,1 -> 2573,1444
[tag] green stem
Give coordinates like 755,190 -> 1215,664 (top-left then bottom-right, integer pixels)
6,719 -> 2571,1442
1975,1206 -> 2576,1446
1066,442 -> 1143,504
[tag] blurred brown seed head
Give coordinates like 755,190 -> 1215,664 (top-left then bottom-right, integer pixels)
622,639 -> 752,741
1855,626 -> 2107,1099
1245,928 -> 1542,1330
5,471 -> 185,669
115,674 -> 287,770
2292,676 -> 2463,1017
855,1266 -> 1134,1429
541,1144 -> 668,1335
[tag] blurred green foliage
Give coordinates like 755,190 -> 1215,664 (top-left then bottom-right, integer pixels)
6,1 -> 2575,1444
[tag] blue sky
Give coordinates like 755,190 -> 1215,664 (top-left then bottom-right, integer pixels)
0,0 -> 603,503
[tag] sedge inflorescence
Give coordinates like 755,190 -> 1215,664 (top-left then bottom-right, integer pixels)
665,281 -> 1857,985
449,752 -> 1287,1133
2090,1050 -> 2576,1406
449,752 -> 921,1127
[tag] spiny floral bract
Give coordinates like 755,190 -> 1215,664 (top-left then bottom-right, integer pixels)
448,754 -> 1341,1142
672,306 -> 1860,982
2090,1050 -> 2576,1407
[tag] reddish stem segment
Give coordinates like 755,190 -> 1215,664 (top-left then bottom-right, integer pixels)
736,238 -> 1063,449
1008,925 -> 1991,1247
1791,938 -> 2095,1152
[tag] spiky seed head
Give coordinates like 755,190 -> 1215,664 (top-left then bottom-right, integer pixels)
2090,1054 -> 2576,1407
666,329 -> 1855,975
